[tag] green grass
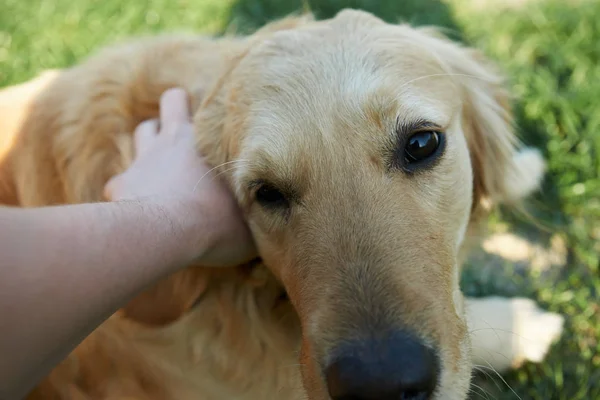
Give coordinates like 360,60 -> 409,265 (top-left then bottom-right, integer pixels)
1,0 -> 598,398
454,1 -> 600,398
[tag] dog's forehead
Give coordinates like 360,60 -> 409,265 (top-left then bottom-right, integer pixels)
235,23 -> 461,185
244,24 -> 458,131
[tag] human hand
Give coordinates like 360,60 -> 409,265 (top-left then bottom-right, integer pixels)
104,88 -> 256,267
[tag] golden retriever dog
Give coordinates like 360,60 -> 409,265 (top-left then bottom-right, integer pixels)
0,9 -> 564,400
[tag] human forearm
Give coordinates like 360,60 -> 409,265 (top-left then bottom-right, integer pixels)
0,199 -> 205,399
0,88 -> 256,399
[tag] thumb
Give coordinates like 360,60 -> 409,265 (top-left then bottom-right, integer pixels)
103,176 -> 118,201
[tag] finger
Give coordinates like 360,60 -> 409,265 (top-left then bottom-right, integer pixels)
134,119 -> 159,155
103,177 -> 115,201
159,88 -> 190,132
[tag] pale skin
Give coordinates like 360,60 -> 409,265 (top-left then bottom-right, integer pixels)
0,88 -> 257,399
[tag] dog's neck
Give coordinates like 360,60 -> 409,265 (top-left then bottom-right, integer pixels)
130,260 -> 304,400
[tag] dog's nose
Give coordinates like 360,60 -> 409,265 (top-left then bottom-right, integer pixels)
324,331 -> 439,400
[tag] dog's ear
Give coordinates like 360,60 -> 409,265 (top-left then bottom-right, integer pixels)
251,12 -> 315,36
419,28 -> 546,214
119,268 -> 210,326
193,14 -> 315,176
330,8 -> 387,28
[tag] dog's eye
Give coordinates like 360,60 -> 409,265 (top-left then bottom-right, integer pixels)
404,131 -> 441,163
255,184 -> 288,208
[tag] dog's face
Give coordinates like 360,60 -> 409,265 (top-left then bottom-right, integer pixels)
195,9 -> 534,400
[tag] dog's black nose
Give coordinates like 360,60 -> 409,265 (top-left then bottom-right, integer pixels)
325,331 -> 439,400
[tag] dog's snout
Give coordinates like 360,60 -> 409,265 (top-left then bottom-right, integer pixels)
324,331 -> 438,400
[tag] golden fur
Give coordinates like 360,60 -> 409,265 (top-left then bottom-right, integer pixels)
0,10 -> 562,400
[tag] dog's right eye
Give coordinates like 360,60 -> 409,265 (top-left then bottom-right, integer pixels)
404,131 -> 441,163
255,184 -> 289,209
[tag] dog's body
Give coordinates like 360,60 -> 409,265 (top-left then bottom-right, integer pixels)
0,10 -> 564,400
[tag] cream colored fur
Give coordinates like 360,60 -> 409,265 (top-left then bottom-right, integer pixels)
0,10 -> 563,400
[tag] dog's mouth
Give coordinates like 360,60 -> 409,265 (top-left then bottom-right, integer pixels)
239,256 -> 291,307
223,259 -> 446,400
276,289 -> 290,303
189,257 -> 290,311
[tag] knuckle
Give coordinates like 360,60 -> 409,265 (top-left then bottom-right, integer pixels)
135,119 -> 156,134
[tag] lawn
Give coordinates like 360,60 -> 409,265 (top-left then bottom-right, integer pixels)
1,0 -> 598,398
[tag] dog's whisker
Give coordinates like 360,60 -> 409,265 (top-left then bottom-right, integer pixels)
192,159 -> 250,192
211,165 -> 246,181
474,363 -> 522,400
472,364 -> 505,392
469,382 -> 494,400
469,327 -> 518,335
470,345 -> 513,367
468,389 -> 487,400
469,326 -> 537,344
469,316 -> 505,346
399,72 -> 498,91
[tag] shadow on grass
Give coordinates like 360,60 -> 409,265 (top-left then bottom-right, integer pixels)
220,0 -> 464,41
498,105 -> 570,243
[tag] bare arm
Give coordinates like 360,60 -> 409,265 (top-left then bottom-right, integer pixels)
0,88 -> 256,399
0,198 -> 208,398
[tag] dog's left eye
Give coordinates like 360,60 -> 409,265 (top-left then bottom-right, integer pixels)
404,131 -> 441,163
255,184 -> 289,209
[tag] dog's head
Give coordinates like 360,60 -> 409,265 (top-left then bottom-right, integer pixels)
195,9 -> 544,400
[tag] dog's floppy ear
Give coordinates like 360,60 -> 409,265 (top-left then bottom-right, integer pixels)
193,13 -> 315,175
119,267 -> 209,326
420,28 -> 545,214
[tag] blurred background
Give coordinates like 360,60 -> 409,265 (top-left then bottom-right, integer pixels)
1,0 -> 598,398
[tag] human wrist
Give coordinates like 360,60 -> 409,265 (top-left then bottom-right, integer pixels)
106,195 -> 205,270
144,195 -> 215,266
